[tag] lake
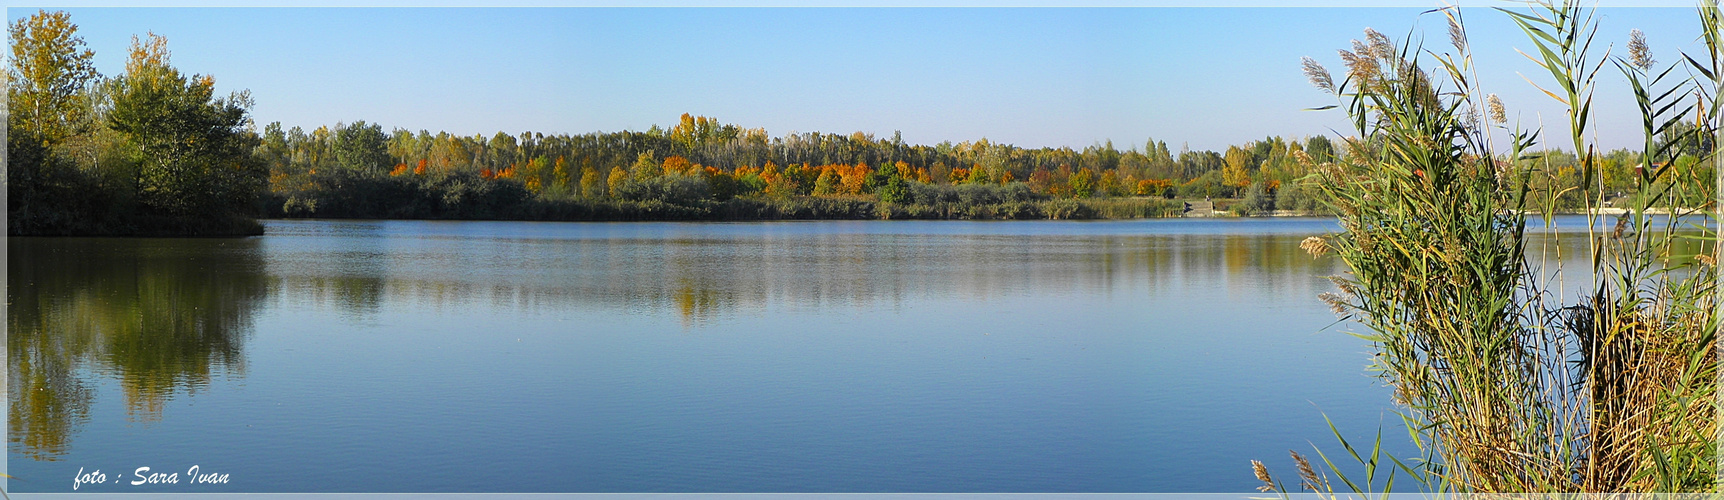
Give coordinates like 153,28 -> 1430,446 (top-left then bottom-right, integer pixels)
9,217 -> 1620,493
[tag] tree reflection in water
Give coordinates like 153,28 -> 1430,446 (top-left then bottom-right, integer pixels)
6,223 -> 1360,463
9,238 -> 268,460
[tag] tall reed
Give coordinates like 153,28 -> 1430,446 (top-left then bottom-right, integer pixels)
1257,1 -> 1719,493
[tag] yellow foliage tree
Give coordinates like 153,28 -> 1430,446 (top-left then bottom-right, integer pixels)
606,166 -> 628,199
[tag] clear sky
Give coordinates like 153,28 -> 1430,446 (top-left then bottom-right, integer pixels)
7,5 -> 1707,152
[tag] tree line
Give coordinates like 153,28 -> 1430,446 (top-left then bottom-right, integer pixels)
10,10 -> 1714,235
259,113 -> 1344,221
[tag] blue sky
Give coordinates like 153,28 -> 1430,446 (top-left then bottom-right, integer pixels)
8,6 -> 1707,151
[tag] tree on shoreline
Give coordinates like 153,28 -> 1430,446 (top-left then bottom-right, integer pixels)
8,10 -> 265,235
108,32 -> 265,219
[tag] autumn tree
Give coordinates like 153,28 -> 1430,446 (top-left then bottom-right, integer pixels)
838,163 -> 871,194
7,10 -> 105,234
662,156 -> 693,176
1098,170 -> 1122,197
1221,146 -> 1253,190
580,164 -> 603,198
8,10 -> 98,144
606,166 -> 628,199
552,156 -> 571,191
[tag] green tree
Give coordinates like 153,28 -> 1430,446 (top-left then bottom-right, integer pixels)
333,121 -> 391,176
1238,181 -> 1273,215
964,166 -> 993,185
1303,135 -> 1336,163
629,151 -> 660,182
106,33 -> 263,218
866,160 -> 898,192
877,176 -> 911,204
487,131 -> 518,170
812,169 -> 838,195
706,171 -> 737,201
1068,168 -> 1096,198
1274,179 -> 1316,212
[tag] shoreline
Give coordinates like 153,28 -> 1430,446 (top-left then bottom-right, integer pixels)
22,205 -> 1705,238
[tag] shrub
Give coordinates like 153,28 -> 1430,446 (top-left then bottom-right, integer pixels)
1041,199 -> 1091,219
612,174 -> 711,206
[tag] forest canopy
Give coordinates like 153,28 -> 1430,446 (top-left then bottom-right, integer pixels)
257,112 -> 1340,221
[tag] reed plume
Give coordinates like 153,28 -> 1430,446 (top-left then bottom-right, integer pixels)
1263,2 -> 1719,493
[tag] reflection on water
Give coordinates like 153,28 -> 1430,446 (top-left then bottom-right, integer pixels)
9,238 -> 267,459
260,223 -> 1347,326
12,218 -> 1677,492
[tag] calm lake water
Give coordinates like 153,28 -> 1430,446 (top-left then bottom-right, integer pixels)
9,217 -> 1631,493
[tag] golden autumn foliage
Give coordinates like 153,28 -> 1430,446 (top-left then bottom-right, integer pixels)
662,156 -> 694,176
580,165 -> 602,198
552,156 -> 570,190
759,162 -> 781,193
1136,178 -> 1174,196
605,166 -> 628,198
1098,171 -> 1121,196
837,163 -> 871,195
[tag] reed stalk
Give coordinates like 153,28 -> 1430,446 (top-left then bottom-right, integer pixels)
1257,2 -> 1720,493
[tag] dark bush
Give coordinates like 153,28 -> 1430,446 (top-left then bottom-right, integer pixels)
612,174 -> 711,206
